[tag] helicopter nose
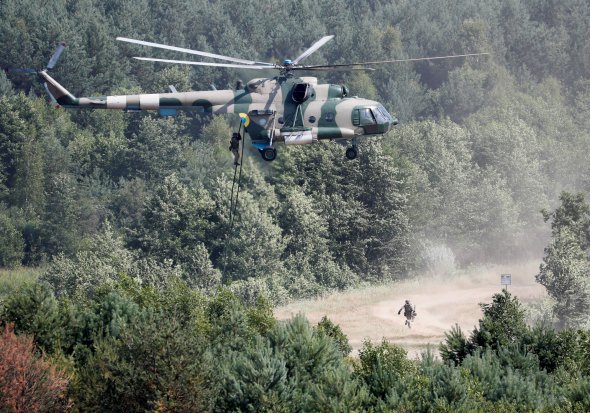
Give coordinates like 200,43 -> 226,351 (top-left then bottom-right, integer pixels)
386,116 -> 398,131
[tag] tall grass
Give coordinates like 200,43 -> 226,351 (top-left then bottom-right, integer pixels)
0,267 -> 43,298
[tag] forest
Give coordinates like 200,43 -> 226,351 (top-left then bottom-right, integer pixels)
1,0 -> 590,411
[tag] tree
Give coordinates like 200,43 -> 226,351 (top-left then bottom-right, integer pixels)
134,173 -> 215,265
210,176 -> 286,285
0,324 -> 71,412
439,65 -> 492,122
439,324 -> 473,366
73,315 -> 212,412
1,282 -> 65,354
0,71 -> 14,96
470,290 -> 528,350
124,116 -> 189,182
354,339 -> 416,401
40,222 -> 136,298
537,229 -> 590,328
0,210 -> 24,267
315,316 -> 352,357
537,192 -> 590,328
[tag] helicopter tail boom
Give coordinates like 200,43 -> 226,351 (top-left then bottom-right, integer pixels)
39,69 -> 77,107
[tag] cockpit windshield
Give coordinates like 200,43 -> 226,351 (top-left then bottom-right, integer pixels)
359,108 -> 376,125
374,105 -> 395,124
352,104 -> 398,134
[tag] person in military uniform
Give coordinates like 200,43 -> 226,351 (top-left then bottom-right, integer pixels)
229,132 -> 241,165
398,299 -> 416,327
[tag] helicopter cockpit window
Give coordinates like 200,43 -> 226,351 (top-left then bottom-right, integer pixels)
359,108 -> 376,125
375,105 -> 395,123
372,106 -> 389,124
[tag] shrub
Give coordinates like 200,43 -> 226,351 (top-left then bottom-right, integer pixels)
0,323 -> 71,412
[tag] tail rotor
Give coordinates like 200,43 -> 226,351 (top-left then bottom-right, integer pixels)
4,42 -> 70,105
5,42 -> 66,75
46,42 -> 66,70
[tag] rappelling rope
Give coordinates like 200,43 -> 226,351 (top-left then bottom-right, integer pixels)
223,122 -> 245,275
228,123 -> 244,228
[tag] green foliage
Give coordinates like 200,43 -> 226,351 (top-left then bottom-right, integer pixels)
0,210 -> 24,267
0,71 -> 14,97
0,282 -> 64,353
74,314 -> 212,412
471,290 -> 528,350
272,141 -> 411,282
125,116 -> 189,181
0,0 -> 588,303
210,176 -> 287,286
440,324 -> 473,366
315,315 -> 352,357
1,4 -> 590,409
134,173 -> 215,262
0,266 -> 40,299
537,192 -> 590,328
355,338 -> 416,400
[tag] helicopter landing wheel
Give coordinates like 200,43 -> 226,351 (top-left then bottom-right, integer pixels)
260,147 -> 277,162
345,147 -> 358,160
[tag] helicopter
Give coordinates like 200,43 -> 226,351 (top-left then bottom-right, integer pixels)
33,36 -> 488,161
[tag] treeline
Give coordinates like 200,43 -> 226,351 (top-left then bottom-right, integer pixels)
1,0 -> 590,298
2,277 -> 590,411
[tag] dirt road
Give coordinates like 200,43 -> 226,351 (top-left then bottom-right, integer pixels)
274,262 -> 546,358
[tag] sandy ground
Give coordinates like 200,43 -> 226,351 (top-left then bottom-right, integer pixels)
274,261 -> 546,358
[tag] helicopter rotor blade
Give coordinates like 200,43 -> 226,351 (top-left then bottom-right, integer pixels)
118,37 -> 274,66
133,57 -> 276,70
47,42 -> 66,70
289,51 -> 488,72
291,35 -> 334,65
326,52 -> 489,67
5,68 -> 38,74
292,66 -> 375,72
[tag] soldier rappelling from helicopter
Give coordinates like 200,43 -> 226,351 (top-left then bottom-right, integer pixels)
229,132 -> 241,166
398,299 -> 416,328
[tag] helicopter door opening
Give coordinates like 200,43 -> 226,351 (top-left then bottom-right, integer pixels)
292,83 -> 311,103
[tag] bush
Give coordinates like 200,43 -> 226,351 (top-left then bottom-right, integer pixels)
440,324 -> 473,365
354,339 -> 416,400
315,316 -> 353,357
0,323 -> 71,412
470,290 -> 527,350
73,315 -> 212,412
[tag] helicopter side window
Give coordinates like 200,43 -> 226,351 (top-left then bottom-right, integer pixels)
359,108 -> 376,125
324,112 -> 335,122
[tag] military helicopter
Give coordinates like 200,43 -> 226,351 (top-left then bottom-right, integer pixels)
35,36 -> 487,161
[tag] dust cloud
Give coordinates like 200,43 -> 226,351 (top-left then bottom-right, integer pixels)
274,261 -> 546,358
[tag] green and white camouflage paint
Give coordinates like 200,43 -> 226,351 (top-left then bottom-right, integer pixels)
30,35 -> 487,160
41,69 -> 397,160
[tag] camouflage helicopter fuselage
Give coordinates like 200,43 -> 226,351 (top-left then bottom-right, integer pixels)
40,70 -> 397,160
